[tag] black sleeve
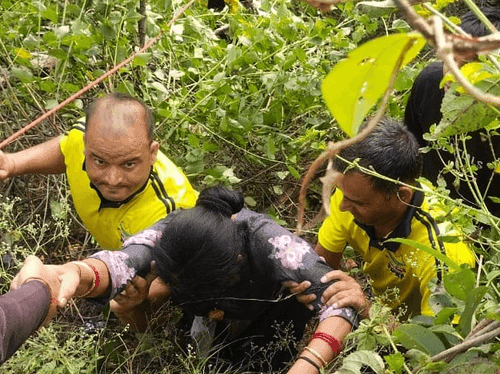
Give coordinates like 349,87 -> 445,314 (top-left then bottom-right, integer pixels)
0,281 -> 50,365
89,220 -> 167,305
404,61 -> 445,147
235,210 -> 359,328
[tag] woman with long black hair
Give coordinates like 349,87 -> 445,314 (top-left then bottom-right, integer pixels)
10,187 -> 357,372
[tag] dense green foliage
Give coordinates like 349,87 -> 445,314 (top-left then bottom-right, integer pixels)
1,0 -> 500,373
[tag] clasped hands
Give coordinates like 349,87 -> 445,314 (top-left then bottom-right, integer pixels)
10,255 -> 158,327
283,270 -> 371,319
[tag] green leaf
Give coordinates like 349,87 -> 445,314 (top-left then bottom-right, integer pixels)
42,8 -> 58,23
393,324 -> 446,355
188,134 -> 200,148
11,67 -> 34,83
387,238 -> 461,271
132,53 -> 151,67
322,33 -> 425,136
457,286 -> 489,337
438,235 -> 461,243
45,99 -> 59,110
48,48 -> 68,61
443,268 -> 475,301
40,80 -> 56,93
100,24 -> 115,41
151,82 -> 168,94
202,142 -> 219,152
244,196 -> 257,207
287,165 -> 300,180
384,352 -> 405,374
434,307 -> 458,324
267,137 -> 276,159
335,350 -> 385,374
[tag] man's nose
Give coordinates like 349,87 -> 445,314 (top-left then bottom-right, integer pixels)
103,166 -> 123,186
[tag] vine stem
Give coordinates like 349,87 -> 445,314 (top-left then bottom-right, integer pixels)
0,0 -> 197,150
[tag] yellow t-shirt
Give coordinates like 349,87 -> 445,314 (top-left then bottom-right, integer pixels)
59,124 -> 198,249
318,188 -> 475,317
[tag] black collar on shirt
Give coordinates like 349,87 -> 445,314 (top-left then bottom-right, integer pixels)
82,160 -> 151,210
355,189 -> 425,253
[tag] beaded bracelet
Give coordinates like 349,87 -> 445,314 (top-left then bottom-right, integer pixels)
71,261 -> 100,297
298,356 -> 320,371
311,332 -> 341,355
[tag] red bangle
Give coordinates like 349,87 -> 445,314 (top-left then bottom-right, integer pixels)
86,262 -> 100,288
311,332 -> 341,355
72,261 -> 100,297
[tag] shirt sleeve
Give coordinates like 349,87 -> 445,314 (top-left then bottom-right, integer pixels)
239,210 -> 359,329
404,61 -> 445,147
0,281 -> 50,364
89,220 -> 167,305
317,191 -> 349,253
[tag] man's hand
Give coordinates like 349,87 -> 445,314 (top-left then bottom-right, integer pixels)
0,151 -> 15,180
282,280 -> 316,311
111,261 -> 158,315
10,256 -> 81,326
320,270 -> 371,319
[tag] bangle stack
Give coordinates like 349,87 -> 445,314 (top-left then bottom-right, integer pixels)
311,332 -> 341,355
298,332 -> 342,372
71,261 -> 100,297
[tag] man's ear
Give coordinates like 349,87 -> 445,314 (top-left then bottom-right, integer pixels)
397,186 -> 413,204
150,141 -> 159,163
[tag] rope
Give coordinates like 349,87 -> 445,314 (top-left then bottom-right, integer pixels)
0,0 -> 197,150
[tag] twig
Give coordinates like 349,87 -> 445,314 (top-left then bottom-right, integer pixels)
429,325 -> 500,364
139,0 -> 147,48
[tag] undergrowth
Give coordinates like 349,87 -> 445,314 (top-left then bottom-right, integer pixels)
1,0 -> 500,373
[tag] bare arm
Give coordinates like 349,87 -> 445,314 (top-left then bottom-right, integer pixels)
0,136 -> 65,179
287,316 -> 352,373
315,242 -> 342,270
11,256 -> 112,308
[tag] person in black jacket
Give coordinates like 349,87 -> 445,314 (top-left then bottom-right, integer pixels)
404,6 -> 500,216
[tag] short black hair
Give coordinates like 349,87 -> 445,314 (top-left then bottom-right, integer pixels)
85,93 -> 154,141
461,6 -> 500,37
333,117 -> 423,195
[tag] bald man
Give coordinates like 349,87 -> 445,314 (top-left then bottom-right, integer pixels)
0,93 -> 197,250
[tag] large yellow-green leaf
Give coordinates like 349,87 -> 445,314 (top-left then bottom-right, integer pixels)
322,33 -> 426,137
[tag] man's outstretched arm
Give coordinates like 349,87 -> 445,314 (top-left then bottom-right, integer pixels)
0,135 -> 65,179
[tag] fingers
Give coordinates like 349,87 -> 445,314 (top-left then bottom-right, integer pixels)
10,255 -> 47,291
320,270 -> 349,283
144,261 -> 157,284
57,269 -> 80,307
282,280 -> 311,295
296,293 -> 317,310
41,298 -> 59,327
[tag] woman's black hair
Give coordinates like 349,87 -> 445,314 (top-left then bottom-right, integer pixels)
153,187 -> 249,315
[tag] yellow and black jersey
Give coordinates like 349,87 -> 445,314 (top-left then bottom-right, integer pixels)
59,124 -> 198,250
318,188 -> 475,317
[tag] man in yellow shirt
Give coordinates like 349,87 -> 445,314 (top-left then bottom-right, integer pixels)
0,93 -> 197,249
290,118 -> 475,319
